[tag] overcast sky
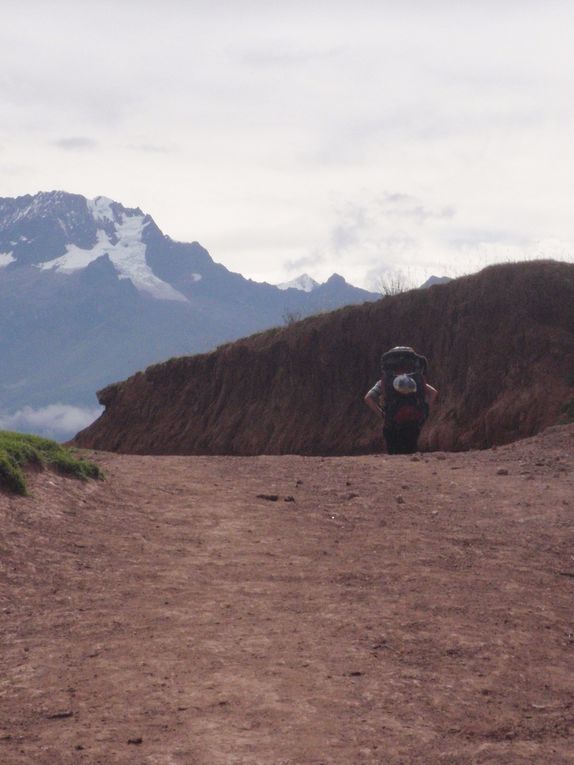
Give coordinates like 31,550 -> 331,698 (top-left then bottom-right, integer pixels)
2,0 -> 573,288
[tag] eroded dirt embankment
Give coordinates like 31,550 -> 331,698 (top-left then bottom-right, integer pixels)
75,260 -> 574,455
2,425 -> 573,764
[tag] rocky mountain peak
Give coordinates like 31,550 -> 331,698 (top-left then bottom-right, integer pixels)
0,190 -> 186,301
276,273 -> 319,292
325,273 -> 347,285
420,275 -> 452,289
0,191 -> 160,261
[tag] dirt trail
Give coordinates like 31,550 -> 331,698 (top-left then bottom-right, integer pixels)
1,426 -> 573,764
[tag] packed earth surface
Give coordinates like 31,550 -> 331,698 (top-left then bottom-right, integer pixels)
2,425 -> 574,765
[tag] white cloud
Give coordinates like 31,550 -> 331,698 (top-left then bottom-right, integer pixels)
0,404 -> 102,440
282,189 -> 574,290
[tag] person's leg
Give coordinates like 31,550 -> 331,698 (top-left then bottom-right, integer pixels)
395,425 -> 420,454
383,427 -> 398,455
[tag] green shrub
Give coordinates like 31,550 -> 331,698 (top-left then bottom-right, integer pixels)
0,431 -> 102,495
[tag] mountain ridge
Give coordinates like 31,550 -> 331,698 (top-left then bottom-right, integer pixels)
0,190 -> 379,436
0,190 -> 372,299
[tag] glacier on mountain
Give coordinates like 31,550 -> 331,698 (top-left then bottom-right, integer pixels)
40,207 -> 188,302
87,196 -> 116,222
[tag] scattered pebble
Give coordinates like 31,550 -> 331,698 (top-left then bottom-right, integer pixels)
496,469 -> 509,476
396,496 -> 405,505
128,737 -> 143,745
46,710 -> 73,720
257,494 -> 279,502
284,496 -> 295,503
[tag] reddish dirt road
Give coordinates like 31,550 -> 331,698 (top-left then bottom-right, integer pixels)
1,426 -> 573,764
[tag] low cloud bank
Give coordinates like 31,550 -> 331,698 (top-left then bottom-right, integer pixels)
0,404 -> 103,441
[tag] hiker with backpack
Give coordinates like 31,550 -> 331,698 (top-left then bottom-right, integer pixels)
364,346 -> 438,455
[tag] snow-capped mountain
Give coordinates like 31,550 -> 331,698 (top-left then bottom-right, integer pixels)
38,197 -> 188,302
276,273 -> 319,292
0,192 -> 190,301
0,191 -> 379,437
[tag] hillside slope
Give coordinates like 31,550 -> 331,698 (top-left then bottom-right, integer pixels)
75,261 -> 574,454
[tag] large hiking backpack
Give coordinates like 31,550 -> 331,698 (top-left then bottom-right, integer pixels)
380,347 -> 429,429
380,346 -> 427,376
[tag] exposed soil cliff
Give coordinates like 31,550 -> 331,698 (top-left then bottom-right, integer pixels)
75,261 -> 574,454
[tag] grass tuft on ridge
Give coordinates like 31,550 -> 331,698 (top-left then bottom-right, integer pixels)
0,431 -> 102,495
